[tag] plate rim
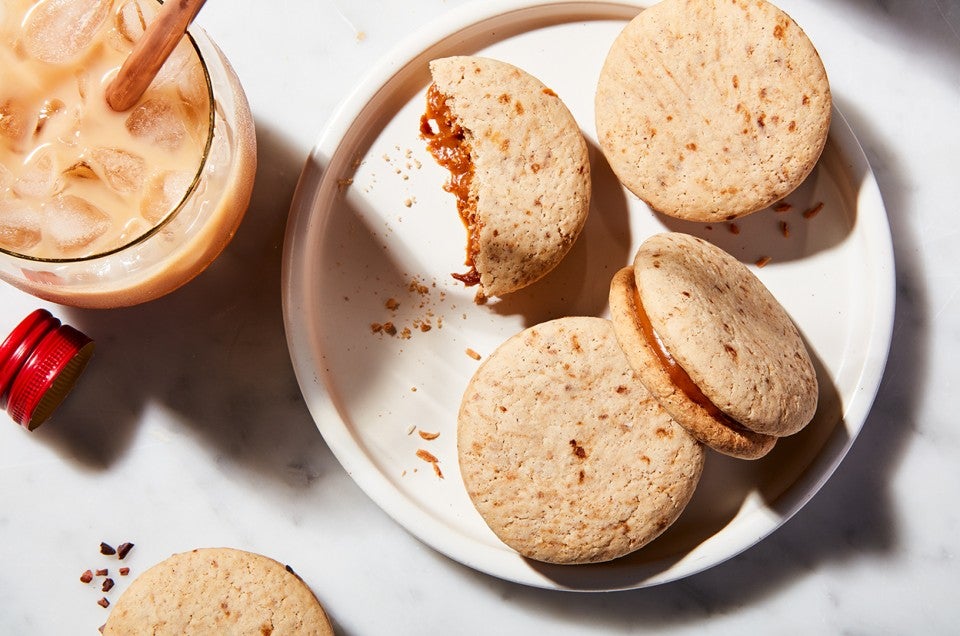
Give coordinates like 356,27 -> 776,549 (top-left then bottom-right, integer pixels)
281,0 -> 896,591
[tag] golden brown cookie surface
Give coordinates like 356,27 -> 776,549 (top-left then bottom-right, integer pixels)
424,56 -> 590,299
608,233 -> 819,459
596,0 -> 831,221
458,316 -> 704,564
103,548 -> 334,635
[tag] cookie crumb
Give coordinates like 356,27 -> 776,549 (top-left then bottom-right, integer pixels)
117,542 -> 134,560
416,449 -> 443,478
96,568 -> 108,577
102,578 -> 114,592
385,297 -> 399,311
97,597 -> 110,608
80,570 -> 93,584
119,567 -> 129,576
408,278 -> 429,295
99,543 -> 116,556
416,449 -> 438,463
465,348 -> 481,360
802,201 -> 824,219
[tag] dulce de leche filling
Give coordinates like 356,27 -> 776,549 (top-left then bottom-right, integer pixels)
420,83 -> 481,287
632,287 -> 756,436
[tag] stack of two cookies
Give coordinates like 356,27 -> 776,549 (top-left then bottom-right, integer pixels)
428,0 -> 829,565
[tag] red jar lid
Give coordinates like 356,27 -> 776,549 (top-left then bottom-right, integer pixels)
0,309 -> 95,430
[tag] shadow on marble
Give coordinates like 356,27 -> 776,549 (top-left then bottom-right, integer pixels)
34,120 -> 333,489
822,0 -> 960,86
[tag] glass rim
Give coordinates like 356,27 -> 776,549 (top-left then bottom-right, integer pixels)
0,24 -> 216,264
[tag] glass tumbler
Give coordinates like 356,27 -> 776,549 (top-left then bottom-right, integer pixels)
0,0 -> 257,308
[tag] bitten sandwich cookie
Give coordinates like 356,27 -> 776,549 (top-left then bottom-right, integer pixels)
595,0 -> 831,221
458,316 -> 704,564
102,547 -> 334,635
609,233 -> 818,459
421,56 -> 590,300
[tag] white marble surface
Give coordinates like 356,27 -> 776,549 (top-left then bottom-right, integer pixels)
1,0 -> 958,633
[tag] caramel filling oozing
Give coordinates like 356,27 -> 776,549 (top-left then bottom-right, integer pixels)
420,83 -> 481,286
632,287 -> 755,436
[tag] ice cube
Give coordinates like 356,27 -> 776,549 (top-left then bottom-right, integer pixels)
114,0 -> 151,44
34,98 -> 66,136
125,98 -> 187,151
0,98 -> 30,148
115,216 -> 150,245
62,159 -> 98,181
0,199 -> 43,252
140,170 -> 193,224
45,194 -> 111,253
151,39 -> 208,110
89,147 -> 145,194
22,0 -> 112,65
14,150 -> 63,199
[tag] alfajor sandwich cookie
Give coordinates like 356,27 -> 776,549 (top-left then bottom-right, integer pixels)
608,233 -> 818,459
421,56 -> 590,300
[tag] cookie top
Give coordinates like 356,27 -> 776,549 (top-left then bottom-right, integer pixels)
595,0 -> 831,221
425,56 -> 590,298
103,548 -> 334,635
458,316 -> 704,564
609,266 -> 776,459
610,233 -> 817,453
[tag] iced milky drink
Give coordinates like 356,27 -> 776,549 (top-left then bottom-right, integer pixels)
0,0 -> 256,307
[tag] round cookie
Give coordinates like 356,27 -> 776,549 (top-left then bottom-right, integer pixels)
458,316 -> 704,564
609,267 -> 775,459
595,0 -> 831,221
608,233 -> 818,459
422,56 -> 590,299
103,548 -> 334,635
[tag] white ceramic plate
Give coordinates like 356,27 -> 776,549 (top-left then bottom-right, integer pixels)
282,0 -> 894,590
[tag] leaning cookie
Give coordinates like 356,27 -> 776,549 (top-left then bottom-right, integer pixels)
609,233 -> 818,460
458,316 -> 704,564
421,56 -> 590,300
595,0 -> 831,221
102,548 -> 334,635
